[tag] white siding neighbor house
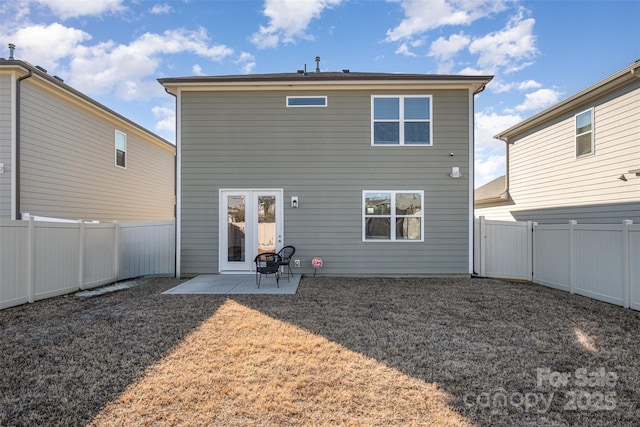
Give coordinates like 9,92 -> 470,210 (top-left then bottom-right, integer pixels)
0,57 -> 176,223
476,60 -> 640,224
159,65 -> 492,277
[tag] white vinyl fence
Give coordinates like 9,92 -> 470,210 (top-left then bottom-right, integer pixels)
474,217 -> 533,281
475,217 -> 639,311
0,218 -> 175,310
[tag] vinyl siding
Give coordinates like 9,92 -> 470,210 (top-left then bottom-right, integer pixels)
0,74 -> 12,219
18,79 -> 175,222
477,79 -> 640,224
180,89 -> 472,276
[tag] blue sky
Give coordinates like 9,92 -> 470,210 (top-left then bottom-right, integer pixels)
1,0 -> 639,187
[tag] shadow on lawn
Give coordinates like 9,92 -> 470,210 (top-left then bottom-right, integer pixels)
235,276 -> 640,426
0,278 -> 225,426
1,276 -> 638,426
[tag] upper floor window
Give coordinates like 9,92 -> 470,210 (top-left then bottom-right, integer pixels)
286,96 -> 327,107
363,190 -> 424,242
115,130 -> 127,168
575,108 -> 594,157
372,95 -> 432,146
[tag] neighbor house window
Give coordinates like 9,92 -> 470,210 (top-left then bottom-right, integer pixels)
575,108 -> 594,157
371,95 -> 432,145
363,190 -> 424,242
115,130 -> 127,168
286,96 -> 327,107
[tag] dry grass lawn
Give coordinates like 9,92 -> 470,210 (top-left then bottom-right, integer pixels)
1,276 -> 639,426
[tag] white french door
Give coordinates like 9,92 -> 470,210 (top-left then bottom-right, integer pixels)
219,189 -> 283,272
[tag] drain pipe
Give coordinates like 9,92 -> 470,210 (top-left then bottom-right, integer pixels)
164,87 -> 179,278
15,52 -> 33,219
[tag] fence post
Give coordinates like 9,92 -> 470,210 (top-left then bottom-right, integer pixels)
622,220 -> 633,309
479,216 -> 486,277
113,220 -> 120,282
568,220 -> 577,294
27,216 -> 35,303
78,220 -> 85,290
529,222 -> 536,282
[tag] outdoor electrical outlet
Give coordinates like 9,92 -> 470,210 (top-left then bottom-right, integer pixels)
294,259 -> 301,268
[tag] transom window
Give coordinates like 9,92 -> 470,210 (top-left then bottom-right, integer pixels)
575,108 -> 594,157
363,190 -> 424,242
115,130 -> 127,168
286,96 -> 327,107
371,95 -> 432,145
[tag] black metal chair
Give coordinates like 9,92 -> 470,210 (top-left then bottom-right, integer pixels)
254,252 -> 281,288
277,246 -> 296,281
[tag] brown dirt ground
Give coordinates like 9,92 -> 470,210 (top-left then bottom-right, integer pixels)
0,276 -> 639,426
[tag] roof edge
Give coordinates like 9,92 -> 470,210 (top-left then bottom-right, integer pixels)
158,72 -> 493,94
495,60 -> 640,142
1,59 -> 175,151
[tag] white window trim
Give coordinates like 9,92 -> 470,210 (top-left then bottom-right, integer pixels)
371,95 -> 433,146
362,190 -> 424,242
286,96 -> 328,107
575,108 -> 594,158
115,130 -> 127,169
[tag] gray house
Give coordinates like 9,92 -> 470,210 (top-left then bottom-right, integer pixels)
476,61 -> 640,224
159,68 -> 492,276
0,58 -> 175,223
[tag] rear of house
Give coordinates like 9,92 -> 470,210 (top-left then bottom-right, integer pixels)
0,59 -> 175,223
476,61 -> 640,224
160,69 -> 492,277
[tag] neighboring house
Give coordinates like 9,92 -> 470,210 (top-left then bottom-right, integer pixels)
476,61 -> 640,224
159,66 -> 492,276
0,58 -> 176,223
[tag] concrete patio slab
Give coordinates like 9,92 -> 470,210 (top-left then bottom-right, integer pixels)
162,274 -> 300,295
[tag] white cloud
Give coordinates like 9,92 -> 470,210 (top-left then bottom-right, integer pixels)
192,64 -> 204,75
490,78 -> 542,93
457,66 -> 486,75
515,88 -> 561,112
395,42 -> 417,57
250,0 -> 342,49
474,110 -> 523,187
150,3 -> 172,14
474,154 -> 506,188
32,0 -> 125,19
66,28 -> 233,99
386,1 -> 537,78
152,105 -> 175,136
428,32 -> 470,61
517,80 -> 542,91
475,110 -> 522,153
236,52 -> 256,74
386,0 -> 508,42
468,10 -> 537,74
475,154 -> 506,187
2,23 -> 91,70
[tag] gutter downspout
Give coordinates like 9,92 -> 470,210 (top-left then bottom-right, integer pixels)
496,135 -> 510,200
471,82 -> 488,275
15,69 -> 33,220
164,87 -> 179,278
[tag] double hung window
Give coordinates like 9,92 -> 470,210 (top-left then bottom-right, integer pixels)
575,108 -> 594,157
372,95 -> 432,145
363,191 -> 424,242
115,130 -> 127,168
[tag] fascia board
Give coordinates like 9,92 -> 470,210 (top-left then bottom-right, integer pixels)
496,63 -> 640,142
161,80 -> 490,95
26,71 -> 175,153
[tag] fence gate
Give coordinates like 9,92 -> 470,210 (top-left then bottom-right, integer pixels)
474,217 -> 533,280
